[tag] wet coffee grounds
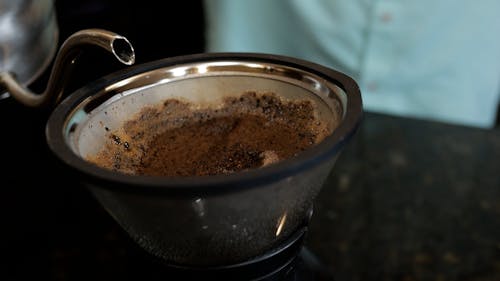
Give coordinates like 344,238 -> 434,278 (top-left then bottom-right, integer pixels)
87,91 -> 332,176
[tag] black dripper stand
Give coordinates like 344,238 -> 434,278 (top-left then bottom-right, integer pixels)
140,227 -> 335,281
46,53 -> 361,281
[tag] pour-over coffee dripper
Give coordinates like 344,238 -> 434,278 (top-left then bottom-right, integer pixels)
0,18 -> 362,278
44,52 -> 362,280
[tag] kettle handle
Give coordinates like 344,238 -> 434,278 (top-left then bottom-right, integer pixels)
0,28 -> 135,108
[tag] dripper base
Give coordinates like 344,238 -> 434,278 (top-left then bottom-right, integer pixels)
150,227 -> 334,281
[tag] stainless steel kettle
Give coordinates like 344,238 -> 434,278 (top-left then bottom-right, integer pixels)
0,0 -> 58,85
0,0 -> 135,107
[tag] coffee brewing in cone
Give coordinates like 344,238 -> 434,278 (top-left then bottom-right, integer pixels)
87,91 -> 337,177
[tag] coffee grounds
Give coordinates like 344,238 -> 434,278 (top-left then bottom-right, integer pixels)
87,91 -> 332,177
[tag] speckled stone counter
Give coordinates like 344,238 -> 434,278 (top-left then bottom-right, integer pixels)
307,112 -> 500,281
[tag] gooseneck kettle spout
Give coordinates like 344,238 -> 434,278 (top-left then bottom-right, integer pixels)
0,29 -> 135,107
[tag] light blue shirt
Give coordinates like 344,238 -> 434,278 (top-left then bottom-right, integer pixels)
204,0 -> 500,128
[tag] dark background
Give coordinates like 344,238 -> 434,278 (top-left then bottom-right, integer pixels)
53,0 -> 206,93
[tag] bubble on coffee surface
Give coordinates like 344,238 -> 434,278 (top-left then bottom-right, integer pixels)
86,91 -> 335,176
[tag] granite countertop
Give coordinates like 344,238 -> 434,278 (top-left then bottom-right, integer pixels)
307,113 -> 500,281
1,100 -> 498,280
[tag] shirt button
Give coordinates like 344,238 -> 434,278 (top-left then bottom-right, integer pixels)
380,12 -> 393,23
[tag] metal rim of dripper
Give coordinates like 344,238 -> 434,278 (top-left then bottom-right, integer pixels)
46,52 -> 363,196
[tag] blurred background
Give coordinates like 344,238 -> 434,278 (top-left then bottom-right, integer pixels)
52,0 -> 500,128
53,0 -> 206,93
